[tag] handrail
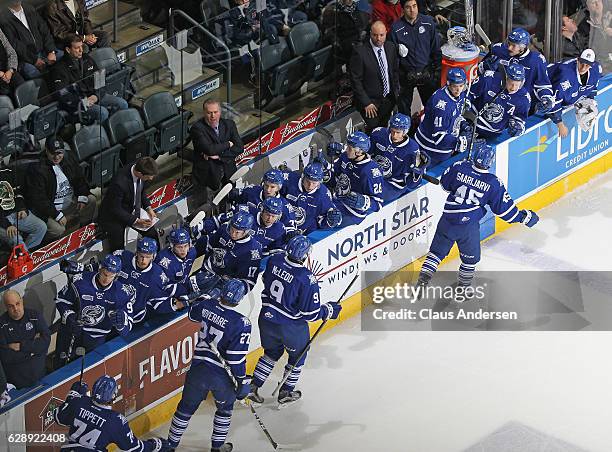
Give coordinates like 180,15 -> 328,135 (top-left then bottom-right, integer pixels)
113,0 -> 118,43
168,8 -> 232,105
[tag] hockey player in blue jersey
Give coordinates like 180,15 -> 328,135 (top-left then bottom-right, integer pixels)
165,279 -> 251,452
469,62 -> 531,140
547,48 -> 602,138
230,169 -> 296,233
54,254 -> 133,366
480,28 -> 554,113
370,113 -> 430,201
191,210 -> 263,295
417,140 -> 539,288
281,162 -> 342,234
54,375 -> 167,451
247,235 -> 342,408
415,68 -> 473,166
155,228 -> 197,286
327,131 -> 385,226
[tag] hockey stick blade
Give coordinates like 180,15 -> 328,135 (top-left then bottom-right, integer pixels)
423,174 -> 440,185
229,165 -> 249,182
213,183 -> 233,206
475,24 -> 491,47
189,211 -> 206,229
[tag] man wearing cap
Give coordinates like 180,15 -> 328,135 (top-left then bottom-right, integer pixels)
27,137 -> 96,240
546,48 -> 603,137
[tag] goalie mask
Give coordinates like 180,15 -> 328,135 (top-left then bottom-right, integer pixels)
447,26 -> 477,51
575,98 -> 598,132
0,181 -> 16,211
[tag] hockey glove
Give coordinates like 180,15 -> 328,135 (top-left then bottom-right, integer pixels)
189,269 -> 221,295
312,150 -> 327,166
109,310 -> 128,332
398,43 -> 408,58
454,136 -> 469,155
459,119 -> 473,137
326,141 -> 344,158
507,118 -> 525,137
70,381 -> 89,396
536,95 -> 555,114
228,187 -> 241,203
321,302 -> 342,320
236,377 -> 252,400
478,54 -> 500,74
411,151 -> 430,176
62,310 -> 82,337
144,438 -> 168,452
340,191 -> 370,212
59,259 -> 93,275
326,208 -> 342,228
518,209 -> 539,227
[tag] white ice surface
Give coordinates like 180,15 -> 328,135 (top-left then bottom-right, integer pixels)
148,170 -> 612,452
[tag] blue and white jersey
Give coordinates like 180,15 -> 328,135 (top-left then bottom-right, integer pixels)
469,70 -> 531,138
111,250 -> 179,323
260,254 -> 323,326
155,247 -> 197,285
489,43 -> 553,102
440,160 -> 521,226
55,272 -> 133,341
370,127 -> 422,190
415,86 -> 466,158
236,185 -> 296,232
189,298 -> 251,383
331,153 -> 384,218
198,226 -> 263,291
281,170 -> 338,234
547,58 -> 602,123
54,392 -> 158,452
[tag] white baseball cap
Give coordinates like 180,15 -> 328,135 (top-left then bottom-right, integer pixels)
579,48 -> 596,65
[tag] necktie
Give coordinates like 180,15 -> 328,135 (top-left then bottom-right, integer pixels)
214,126 -> 219,137
377,48 -> 389,97
134,178 -> 142,214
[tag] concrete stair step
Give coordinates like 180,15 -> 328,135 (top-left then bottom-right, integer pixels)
89,1 -> 141,32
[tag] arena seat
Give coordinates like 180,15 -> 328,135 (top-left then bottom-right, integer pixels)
14,80 -> 40,108
259,37 -> 303,98
141,92 -> 192,155
0,95 -> 30,158
106,108 -> 156,164
0,95 -> 12,126
89,47 -> 134,100
71,125 -> 122,187
288,21 -> 332,82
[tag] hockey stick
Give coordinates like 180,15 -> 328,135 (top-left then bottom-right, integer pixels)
61,277 -> 82,366
229,165 -> 249,183
422,174 -> 440,185
212,183 -> 234,207
475,24 -> 492,48
76,346 -> 86,384
271,251 -> 363,398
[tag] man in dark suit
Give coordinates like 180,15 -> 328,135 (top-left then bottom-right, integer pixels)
98,157 -> 159,251
349,20 -> 400,133
190,98 -> 244,192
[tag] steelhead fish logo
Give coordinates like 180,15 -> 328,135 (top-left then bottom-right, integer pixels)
520,134 -> 557,155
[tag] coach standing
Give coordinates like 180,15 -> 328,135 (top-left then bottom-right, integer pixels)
390,0 -> 441,115
349,21 -> 400,133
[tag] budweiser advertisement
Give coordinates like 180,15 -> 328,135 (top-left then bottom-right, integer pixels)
24,316 -> 200,451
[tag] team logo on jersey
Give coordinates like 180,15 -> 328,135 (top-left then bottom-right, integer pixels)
335,173 -> 351,196
25,322 -> 33,330
294,206 -> 306,227
482,103 -> 505,124
560,80 -> 571,91
372,155 -> 392,178
371,167 -> 383,178
419,26 -> 425,33
158,257 -> 171,269
212,248 -> 227,268
435,99 -> 447,110
82,294 -> 94,301
81,305 -> 106,326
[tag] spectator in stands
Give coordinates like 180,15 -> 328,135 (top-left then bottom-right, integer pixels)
45,0 -> 109,50
349,21 -> 400,133
562,15 -> 587,58
0,167 -> 47,252
0,361 -> 14,408
416,0 -> 449,26
0,26 -> 23,98
191,98 -> 244,192
220,0 -> 288,49
322,0 -> 368,66
390,0 -> 441,115
0,0 -> 60,80
371,0 -> 401,33
50,34 -> 127,123
27,137 -> 96,241
98,157 -> 159,252
579,0 -> 612,73
0,290 -> 50,389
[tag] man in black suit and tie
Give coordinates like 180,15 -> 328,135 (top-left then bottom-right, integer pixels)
349,20 -> 400,133
190,99 -> 244,193
98,157 -> 159,251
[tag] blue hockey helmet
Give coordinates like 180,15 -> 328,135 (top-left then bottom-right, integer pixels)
169,228 -> 190,245
262,169 -> 284,187
100,254 -> 121,273
346,131 -> 370,153
303,162 -> 324,182
262,197 -> 284,216
507,28 -> 530,48
220,279 -> 246,306
472,140 -> 495,170
446,68 -> 467,85
505,62 -> 526,81
286,235 -> 311,262
92,375 -> 118,404
230,211 -> 254,231
136,237 -> 158,255
389,113 -> 411,135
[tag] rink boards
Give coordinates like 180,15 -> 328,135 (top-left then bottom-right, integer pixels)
2,77 -> 611,450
